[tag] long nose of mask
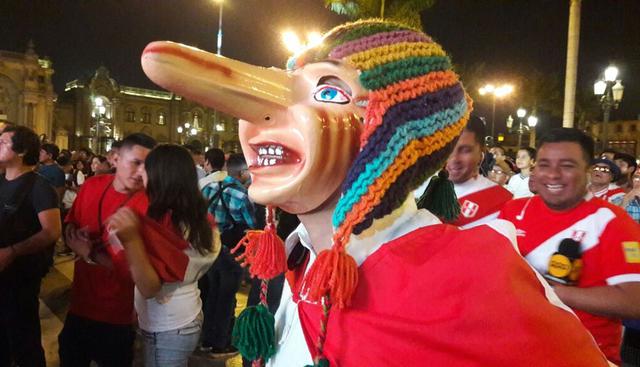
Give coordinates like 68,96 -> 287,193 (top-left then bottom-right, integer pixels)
141,41 -> 294,122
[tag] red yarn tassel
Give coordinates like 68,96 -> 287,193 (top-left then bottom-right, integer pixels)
232,206 -> 287,280
302,248 -> 358,309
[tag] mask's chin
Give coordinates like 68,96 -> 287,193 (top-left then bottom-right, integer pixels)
247,178 -> 340,214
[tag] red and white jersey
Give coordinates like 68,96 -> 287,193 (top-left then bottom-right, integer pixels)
269,204 -> 608,367
588,185 -> 626,205
452,175 -> 513,228
499,196 -> 640,363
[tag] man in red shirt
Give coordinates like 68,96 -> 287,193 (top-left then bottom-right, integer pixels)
500,128 -> 640,364
446,116 -> 512,228
59,133 -> 156,367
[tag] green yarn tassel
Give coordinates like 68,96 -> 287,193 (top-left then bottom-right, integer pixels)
232,304 -> 276,361
416,170 -> 460,222
304,358 -> 330,367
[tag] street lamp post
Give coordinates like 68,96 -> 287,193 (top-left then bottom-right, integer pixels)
527,115 -> 538,148
92,97 -> 106,153
506,107 -> 538,148
176,120 -> 202,145
214,0 -> 224,55
479,83 -> 514,145
594,65 -> 624,152
516,108 -> 527,148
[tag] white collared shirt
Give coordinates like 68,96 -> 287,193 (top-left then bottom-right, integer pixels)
267,198 -> 441,367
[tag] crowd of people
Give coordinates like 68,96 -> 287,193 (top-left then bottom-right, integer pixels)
426,117 -> 640,365
2,110 -> 640,367
2,17 -> 640,367
0,121 -> 272,366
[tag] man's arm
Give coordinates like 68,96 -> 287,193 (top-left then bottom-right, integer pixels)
0,208 -> 61,271
553,282 -> 640,319
54,186 -> 66,200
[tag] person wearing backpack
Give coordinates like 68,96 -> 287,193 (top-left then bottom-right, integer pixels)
0,125 -> 61,367
198,150 -> 256,356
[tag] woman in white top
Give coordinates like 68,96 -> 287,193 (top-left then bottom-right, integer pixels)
108,144 -> 219,367
507,147 -> 536,199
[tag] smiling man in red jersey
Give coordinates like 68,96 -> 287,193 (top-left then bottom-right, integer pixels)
500,128 -> 640,364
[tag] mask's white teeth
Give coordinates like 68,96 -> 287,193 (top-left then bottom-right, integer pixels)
255,144 -> 289,167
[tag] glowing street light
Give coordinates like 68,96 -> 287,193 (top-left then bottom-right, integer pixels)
527,115 -> 538,147
478,83 -> 514,145
282,30 -> 323,55
507,107 -> 537,148
594,65 -> 624,152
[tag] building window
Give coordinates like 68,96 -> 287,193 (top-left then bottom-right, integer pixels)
616,124 -> 623,133
157,112 -> 166,125
126,108 -> 135,122
141,107 -> 151,124
630,124 -> 637,133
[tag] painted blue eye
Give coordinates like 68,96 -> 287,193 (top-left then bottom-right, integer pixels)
313,85 -> 351,104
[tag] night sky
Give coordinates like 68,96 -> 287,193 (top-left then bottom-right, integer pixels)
2,0 -> 639,132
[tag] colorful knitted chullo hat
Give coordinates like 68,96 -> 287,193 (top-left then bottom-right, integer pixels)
233,19 -> 471,367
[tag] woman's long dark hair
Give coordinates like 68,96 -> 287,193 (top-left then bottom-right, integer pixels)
145,144 -> 213,253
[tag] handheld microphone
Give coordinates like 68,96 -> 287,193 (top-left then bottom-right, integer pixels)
545,238 -> 583,285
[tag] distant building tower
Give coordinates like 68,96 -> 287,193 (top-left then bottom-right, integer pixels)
0,40 -> 56,139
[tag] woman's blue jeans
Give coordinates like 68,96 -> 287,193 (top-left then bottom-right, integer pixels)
139,313 -> 203,367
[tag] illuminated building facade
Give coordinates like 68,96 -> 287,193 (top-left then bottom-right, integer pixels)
589,119 -> 640,157
0,41 -> 56,138
55,66 -> 240,154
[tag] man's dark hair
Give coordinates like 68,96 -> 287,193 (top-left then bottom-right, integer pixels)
57,155 -> 70,166
3,125 -> 40,165
41,143 -> 60,161
59,149 -> 71,159
520,147 -> 537,161
204,148 -> 225,171
226,153 -> 247,178
601,148 -> 618,156
613,152 -> 638,171
464,116 -> 486,146
492,146 -> 505,154
78,147 -> 93,156
111,140 -> 123,150
120,133 -> 157,151
537,128 -> 594,165
0,121 -> 14,134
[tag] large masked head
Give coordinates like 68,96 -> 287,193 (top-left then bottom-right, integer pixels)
142,19 -> 471,236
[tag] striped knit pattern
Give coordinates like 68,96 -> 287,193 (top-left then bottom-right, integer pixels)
288,19 -> 471,242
